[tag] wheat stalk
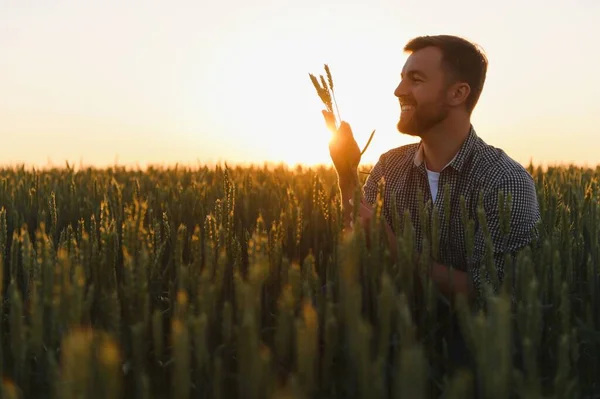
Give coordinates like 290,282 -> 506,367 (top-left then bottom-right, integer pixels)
309,64 -> 376,156
324,64 -> 342,123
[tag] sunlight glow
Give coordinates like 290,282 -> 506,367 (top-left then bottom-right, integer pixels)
1,0 -> 599,169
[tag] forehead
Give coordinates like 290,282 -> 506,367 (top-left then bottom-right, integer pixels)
401,46 -> 444,76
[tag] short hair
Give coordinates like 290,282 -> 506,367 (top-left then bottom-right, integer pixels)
404,35 -> 488,114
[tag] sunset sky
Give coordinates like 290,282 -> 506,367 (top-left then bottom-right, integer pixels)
1,0 -> 599,169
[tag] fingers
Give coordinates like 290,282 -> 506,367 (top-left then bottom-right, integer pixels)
322,110 -> 353,138
338,121 -> 353,139
328,123 -> 355,151
322,110 -> 337,133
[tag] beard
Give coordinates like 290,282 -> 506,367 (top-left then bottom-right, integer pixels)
396,97 -> 450,138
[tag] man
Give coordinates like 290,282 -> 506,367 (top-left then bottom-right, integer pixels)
325,35 -> 541,393
325,34 -> 541,309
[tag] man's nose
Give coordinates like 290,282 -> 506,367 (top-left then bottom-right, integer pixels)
394,80 -> 407,98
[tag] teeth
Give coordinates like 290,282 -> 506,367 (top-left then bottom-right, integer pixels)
401,105 -> 415,111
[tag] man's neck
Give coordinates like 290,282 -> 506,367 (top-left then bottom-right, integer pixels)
421,115 -> 471,172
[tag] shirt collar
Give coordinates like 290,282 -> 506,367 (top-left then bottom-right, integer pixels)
413,125 -> 478,173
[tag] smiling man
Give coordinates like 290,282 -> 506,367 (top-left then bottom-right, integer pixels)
327,34 -> 541,308
325,33 -> 541,387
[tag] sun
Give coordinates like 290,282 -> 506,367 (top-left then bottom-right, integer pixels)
260,108 -> 335,168
187,26 -> 413,170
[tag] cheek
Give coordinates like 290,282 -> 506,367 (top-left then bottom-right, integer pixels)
414,85 -> 446,106
412,92 -> 434,108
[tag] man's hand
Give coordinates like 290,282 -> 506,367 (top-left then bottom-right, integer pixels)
322,110 -> 361,185
323,110 -> 362,231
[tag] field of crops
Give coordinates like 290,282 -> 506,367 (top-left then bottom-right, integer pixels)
0,162 -> 598,398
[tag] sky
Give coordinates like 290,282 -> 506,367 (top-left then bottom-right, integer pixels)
1,0 -> 599,169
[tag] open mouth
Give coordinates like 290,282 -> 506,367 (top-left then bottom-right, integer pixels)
401,104 -> 415,112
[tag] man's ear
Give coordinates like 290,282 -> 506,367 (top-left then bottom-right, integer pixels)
448,82 -> 471,107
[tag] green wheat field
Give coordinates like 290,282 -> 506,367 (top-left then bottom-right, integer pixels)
0,162 -> 598,399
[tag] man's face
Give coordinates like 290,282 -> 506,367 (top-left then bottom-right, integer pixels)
394,46 -> 452,137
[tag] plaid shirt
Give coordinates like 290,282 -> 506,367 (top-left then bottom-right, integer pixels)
363,125 -> 541,307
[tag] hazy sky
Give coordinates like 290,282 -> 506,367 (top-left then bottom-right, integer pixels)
1,0 -> 599,169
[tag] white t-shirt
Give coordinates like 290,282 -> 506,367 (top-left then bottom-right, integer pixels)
426,168 -> 440,202
424,154 -> 457,202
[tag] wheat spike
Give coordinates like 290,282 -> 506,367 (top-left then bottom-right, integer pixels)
324,64 -> 342,123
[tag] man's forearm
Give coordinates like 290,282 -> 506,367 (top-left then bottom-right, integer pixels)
338,170 -> 360,228
362,208 -> 473,300
381,225 -> 471,300
375,213 -> 474,299
339,171 -> 359,200
339,173 -> 396,259
337,171 -> 473,300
